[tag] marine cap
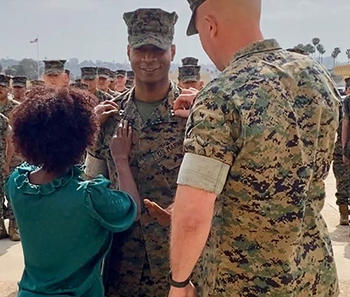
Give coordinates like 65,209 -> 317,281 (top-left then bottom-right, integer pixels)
178,65 -> 201,82
81,67 -> 97,80
97,67 -> 111,79
123,8 -> 178,50
43,60 -> 66,75
116,70 -> 127,77
70,82 -> 88,90
30,80 -> 45,87
0,74 -> 11,87
12,76 -> 27,88
186,0 -> 207,36
182,57 -> 199,66
127,71 -> 135,79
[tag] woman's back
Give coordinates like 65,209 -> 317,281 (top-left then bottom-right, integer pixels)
6,164 -> 136,297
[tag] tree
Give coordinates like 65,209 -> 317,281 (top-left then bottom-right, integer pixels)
0,64 -> 2,73
304,44 -> 315,55
312,37 -> 320,47
346,49 -> 350,62
331,47 -> 341,67
316,44 -> 326,63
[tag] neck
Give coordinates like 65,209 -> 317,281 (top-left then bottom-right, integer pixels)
222,28 -> 264,69
134,77 -> 170,102
29,167 -> 67,185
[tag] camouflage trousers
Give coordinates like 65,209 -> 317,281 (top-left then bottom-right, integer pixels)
333,143 -> 350,206
0,174 -> 14,220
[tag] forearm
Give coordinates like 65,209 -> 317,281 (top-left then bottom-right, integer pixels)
342,119 -> 350,150
170,185 -> 215,282
115,159 -> 141,219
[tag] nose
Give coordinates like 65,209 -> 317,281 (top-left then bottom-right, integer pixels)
141,51 -> 157,62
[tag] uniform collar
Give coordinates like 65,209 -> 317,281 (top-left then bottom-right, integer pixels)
230,39 -> 282,64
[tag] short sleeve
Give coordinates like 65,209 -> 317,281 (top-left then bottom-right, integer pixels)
177,80 -> 241,194
81,176 -> 137,232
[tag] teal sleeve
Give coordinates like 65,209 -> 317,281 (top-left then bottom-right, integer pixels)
82,176 -> 137,232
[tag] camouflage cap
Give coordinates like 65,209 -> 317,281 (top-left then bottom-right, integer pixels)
123,8 -> 178,50
182,57 -> 199,66
70,82 -> 88,90
127,70 -> 135,79
97,67 -> 111,79
186,0 -> 207,36
178,65 -> 201,82
116,70 -> 127,77
12,76 -> 27,88
43,60 -> 66,75
0,74 -> 11,87
30,80 -> 45,87
81,67 -> 97,80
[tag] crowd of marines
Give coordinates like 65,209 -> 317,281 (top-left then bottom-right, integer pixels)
1,0 -> 350,296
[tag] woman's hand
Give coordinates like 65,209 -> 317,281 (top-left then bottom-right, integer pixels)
110,120 -> 132,165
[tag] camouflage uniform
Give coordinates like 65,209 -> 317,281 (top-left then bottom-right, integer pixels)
333,97 -> 350,206
86,82 -> 185,297
0,113 -> 8,237
0,96 -> 20,221
178,57 -> 201,83
95,89 -> 114,103
177,39 -> 340,296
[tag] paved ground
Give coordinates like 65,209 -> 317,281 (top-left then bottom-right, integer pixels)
0,171 -> 349,297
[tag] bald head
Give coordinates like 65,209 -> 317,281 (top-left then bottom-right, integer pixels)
194,0 -> 263,70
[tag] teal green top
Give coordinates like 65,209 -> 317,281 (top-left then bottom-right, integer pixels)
5,164 -> 137,297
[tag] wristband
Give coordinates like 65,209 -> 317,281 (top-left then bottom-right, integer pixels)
169,272 -> 191,288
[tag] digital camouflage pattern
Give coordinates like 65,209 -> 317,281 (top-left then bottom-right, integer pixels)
333,99 -> 350,206
81,67 -> 97,80
182,57 -> 199,66
87,82 -> 186,297
95,89 -> 115,103
12,76 -> 27,88
186,0 -> 206,35
0,74 -> 11,87
0,113 -> 9,220
123,8 -> 178,50
43,60 -> 66,75
183,39 -> 340,297
97,67 -> 111,79
178,65 -> 201,83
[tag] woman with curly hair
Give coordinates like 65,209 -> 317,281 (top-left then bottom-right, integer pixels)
5,86 -> 140,297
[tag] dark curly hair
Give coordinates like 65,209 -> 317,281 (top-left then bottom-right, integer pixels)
11,86 -> 99,173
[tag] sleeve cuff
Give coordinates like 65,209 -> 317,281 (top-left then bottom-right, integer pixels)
177,153 -> 230,195
84,152 -> 108,178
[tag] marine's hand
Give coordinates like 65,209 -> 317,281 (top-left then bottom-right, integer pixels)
110,120 -> 132,164
94,100 -> 119,124
144,199 -> 173,226
168,282 -> 197,297
173,88 -> 199,118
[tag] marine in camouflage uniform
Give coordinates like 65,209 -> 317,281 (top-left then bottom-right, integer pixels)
333,82 -> 350,225
178,57 -> 203,91
0,74 -> 21,241
81,67 -> 114,103
85,8 -> 183,297
0,113 -> 9,238
42,60 -> 67,88
171,1 -> 340,295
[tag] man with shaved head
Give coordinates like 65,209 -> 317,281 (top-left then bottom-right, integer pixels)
169,0 -> 340,296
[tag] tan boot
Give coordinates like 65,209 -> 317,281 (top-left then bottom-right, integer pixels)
0,218 -> 8,239
8,219 -> 20,241
339,205 -> 349,226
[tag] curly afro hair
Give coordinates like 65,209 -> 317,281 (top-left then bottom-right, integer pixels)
11,86 -> 99,173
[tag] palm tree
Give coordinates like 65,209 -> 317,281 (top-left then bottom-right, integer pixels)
346,49 -> 350,62
331,47 -> 341,68
312,38 -> 320,47
304,44 -> 315,55
316,44 -> 326,63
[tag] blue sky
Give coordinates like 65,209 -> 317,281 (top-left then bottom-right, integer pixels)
0,0 -> 349,64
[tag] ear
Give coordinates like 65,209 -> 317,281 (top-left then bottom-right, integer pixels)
203,15 -> 218,38
171,45 -> 176,61
127,45 -> 131,61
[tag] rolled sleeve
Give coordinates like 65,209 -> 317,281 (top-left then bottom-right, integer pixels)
84,152 -> 108,178
177,153 -> 230,195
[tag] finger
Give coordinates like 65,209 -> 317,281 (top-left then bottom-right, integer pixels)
117,121 -> 123,137
103,109 -> 119,117
103,100 -> 119,109
122,120 -> 128,137
128,126 -> 133,140
181,88 -> 196,94
174,109 -> 190,118
173,95 -> 194,110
